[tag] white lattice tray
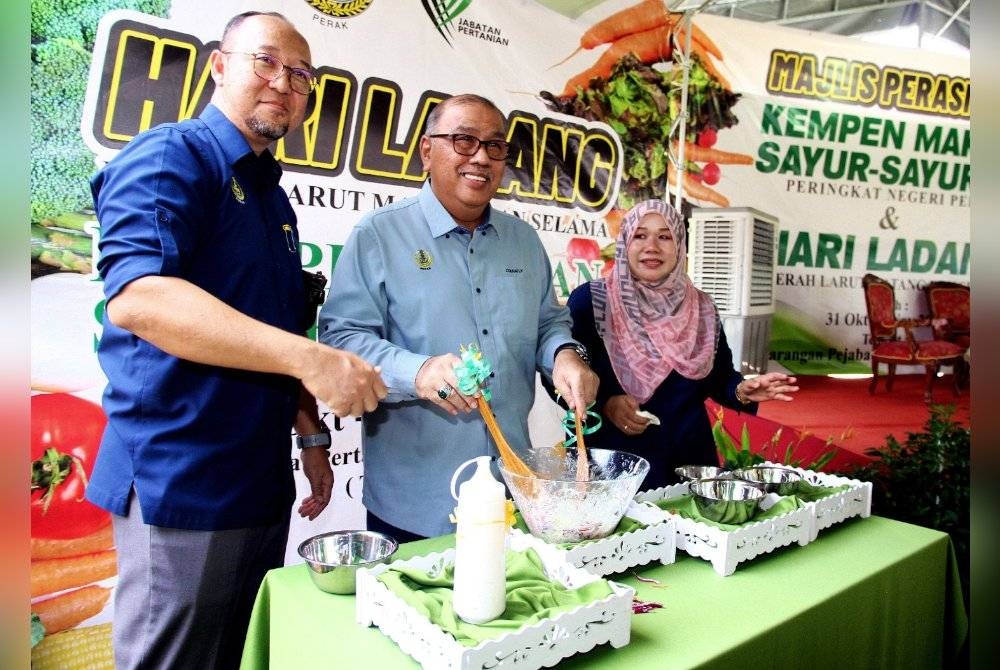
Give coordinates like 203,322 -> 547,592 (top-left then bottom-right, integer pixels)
634,481 -> 812,576
759,461 -> 873,541
511,499 -> 676,577
355,531 -> 635,670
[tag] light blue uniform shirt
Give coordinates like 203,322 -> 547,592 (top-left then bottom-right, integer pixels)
318,181 -> 575,537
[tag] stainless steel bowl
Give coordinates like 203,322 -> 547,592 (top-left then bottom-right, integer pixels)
689,478 -> 765,525
732,466 -> 803,495
674,465 -> 730,482
297,530 -> 398,594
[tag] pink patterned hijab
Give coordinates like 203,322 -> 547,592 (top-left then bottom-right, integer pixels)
592,199 -> 719,403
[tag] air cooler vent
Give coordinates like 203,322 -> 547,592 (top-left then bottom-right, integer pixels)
688,208 -> 777,317
687,208 -> 779,374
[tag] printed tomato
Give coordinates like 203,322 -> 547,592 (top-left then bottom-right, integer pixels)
598,242 -> 616,277
697,127 -> 718,148
31,393 -> 110,539
566,237 -> 601,265
701,162 -> 721,186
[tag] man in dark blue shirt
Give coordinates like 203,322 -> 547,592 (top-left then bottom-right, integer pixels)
88,11 -> 386,669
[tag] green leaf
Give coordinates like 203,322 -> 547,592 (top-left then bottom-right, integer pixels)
31,613 -> 45,647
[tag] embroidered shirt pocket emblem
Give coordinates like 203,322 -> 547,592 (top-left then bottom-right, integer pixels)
231,176 -> 245,204
414,249 -> 433,270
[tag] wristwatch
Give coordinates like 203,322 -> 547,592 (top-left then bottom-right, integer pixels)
555,342 -> 590,365
296,431 -> 332,449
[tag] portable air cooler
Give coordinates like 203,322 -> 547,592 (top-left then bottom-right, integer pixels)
688,207 -> 778,375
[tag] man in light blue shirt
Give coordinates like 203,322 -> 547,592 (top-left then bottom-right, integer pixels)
319,93 -> 598,539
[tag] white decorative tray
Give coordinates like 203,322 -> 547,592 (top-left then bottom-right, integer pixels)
634,481 -> 812,577
511,499 -> 676,577
761,461 -> 873,541
356,532 -> 635,670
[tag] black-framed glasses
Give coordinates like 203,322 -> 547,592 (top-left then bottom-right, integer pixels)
221,51 -> 316,95
428,133 -> 510,161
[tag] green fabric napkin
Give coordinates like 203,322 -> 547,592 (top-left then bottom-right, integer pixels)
654,494 -> 804,531
513,511 -> 648,548
794,481 -> 851,502
652,481 -> 852,530
375,547 -> 615,646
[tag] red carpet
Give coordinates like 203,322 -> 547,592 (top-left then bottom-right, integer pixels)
704,373 -> 969,474
755,372 -> 969,456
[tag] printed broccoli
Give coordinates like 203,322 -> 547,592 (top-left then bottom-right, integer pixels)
30,0 -> 170,223
31,0 -> 169,273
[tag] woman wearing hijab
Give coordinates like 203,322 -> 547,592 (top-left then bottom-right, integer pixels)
568,199 -> 798,489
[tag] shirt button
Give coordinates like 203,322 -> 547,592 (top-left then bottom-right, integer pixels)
482,329 -> 488,335
469,248 -> 474,254
476,288 -> 481,293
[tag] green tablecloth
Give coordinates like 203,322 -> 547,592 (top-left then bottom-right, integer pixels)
241,516 -> 967,669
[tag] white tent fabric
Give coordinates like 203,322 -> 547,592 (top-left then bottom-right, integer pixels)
541,1 -> 970,51
690,0 -> 970,51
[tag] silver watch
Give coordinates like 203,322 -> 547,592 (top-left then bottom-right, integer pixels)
296,432 -> 332,449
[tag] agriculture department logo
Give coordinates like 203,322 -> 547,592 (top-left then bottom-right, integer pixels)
305,0 -> 374,17
421,0 -> 472,45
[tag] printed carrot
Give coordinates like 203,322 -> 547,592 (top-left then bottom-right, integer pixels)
31,549 -> 117,598
33,585 -> 111,636
671,20 -> 723,61
667,162 -> 730,207
31,524 -> 113,561
670,140 -> 753,165
561,24 -> 673,96
552,0 -> 671,67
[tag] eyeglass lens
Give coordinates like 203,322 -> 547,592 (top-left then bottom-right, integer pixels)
436,134 -> 509,160
251,53 -> 314,94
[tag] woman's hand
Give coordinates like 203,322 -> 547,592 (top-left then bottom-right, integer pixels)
604,394 -> 650,435
738,373 -> 799,403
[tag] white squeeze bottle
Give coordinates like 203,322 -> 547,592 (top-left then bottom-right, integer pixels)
450,455 -> 507,624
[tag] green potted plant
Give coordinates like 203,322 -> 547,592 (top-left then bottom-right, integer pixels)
848,405 -> 970,602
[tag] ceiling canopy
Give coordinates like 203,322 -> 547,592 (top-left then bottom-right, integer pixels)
674,0 -> 970,51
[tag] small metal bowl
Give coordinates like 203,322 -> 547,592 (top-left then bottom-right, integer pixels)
297,530 -> 398,595
689,478 -> 765,525
674,465 -> 730,482
732,466 -> 803,495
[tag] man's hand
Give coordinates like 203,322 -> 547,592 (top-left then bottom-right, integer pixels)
415,354 -> 478,416
551,349 -> 599,416
301,345 -> 388,418
297,446 -> 333,520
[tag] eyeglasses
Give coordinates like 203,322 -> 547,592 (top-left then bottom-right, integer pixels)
221,51 -> 316,95
428,133 -> 510,161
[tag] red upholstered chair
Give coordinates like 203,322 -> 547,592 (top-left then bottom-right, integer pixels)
924,280 -> 970,388
862,273 -> 964,402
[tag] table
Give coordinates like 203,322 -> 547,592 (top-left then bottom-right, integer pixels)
241,516 -> 967,669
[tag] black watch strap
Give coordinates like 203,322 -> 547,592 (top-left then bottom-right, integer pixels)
296,432 -> 332,449
555,342 -> 590,365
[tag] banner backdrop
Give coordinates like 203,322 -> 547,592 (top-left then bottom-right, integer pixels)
28,0 -> 969,653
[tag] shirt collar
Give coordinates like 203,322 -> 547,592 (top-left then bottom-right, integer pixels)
201,104 -> 283,188
419,180 -> 499,239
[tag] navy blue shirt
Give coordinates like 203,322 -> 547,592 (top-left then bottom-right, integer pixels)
88,104 -> 304,530
567,282 -> 756,490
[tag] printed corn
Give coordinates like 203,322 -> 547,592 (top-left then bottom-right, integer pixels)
31,622 -> 113,670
